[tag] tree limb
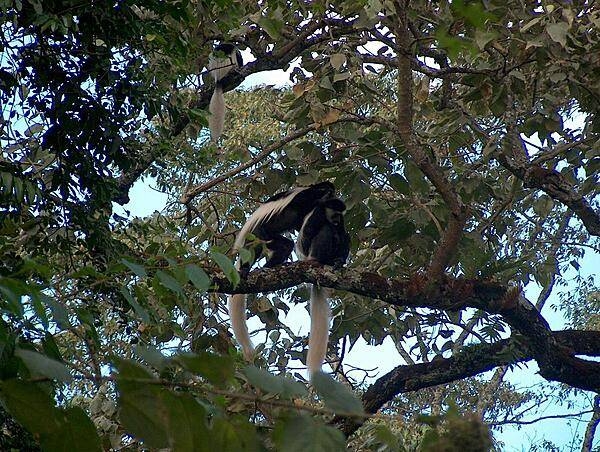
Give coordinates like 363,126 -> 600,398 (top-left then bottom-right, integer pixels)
208,261 -> 600,395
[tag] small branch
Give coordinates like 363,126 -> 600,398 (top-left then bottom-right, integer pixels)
582,395 -> 600,452
179,115 -> 369,205
179,124 -> 318,205
489,409 -> 595,427
497,116 -> 600,237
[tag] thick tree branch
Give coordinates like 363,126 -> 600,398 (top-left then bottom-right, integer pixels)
333,329 -> 600,435
582,395 -> 600,452
210,262 -> 600,395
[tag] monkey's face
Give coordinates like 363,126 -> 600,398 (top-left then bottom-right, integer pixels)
326,208 -> 344,226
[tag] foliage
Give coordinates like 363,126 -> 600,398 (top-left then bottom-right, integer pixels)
1,0 -> 600,450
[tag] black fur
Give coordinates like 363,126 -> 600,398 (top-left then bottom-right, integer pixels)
238,182 -> 336,268
297,198 -> 350,266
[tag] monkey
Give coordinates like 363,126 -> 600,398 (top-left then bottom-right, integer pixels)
208,43 -> 243,142
228,181 -> 337,360
296,197 -> 350,378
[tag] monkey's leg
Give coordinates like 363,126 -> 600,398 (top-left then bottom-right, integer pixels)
264,235 -> 294,267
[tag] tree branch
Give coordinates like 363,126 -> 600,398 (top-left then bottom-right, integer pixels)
497,121 -> 600,237
208,261 -> 600,395
392,3 -> 468,282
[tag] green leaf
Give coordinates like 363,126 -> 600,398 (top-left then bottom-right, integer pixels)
450,0 -> 495,28
185,264 -> 210,292
41,293 -> 71,328
16,348 -> 72,382
156,270 -> 184,294
243,366 -> 307,398
258,16 -> 283,40
165,392 -> 210,452
0,381 -> 102,452
118,383 -> 170,448
134,345 -> 167,370
211,250 -> 240,286
474,30 -> 497,50
113,356 -> 155,380
272,414 -> 346,452
42,407 -> 102,452
0,379 -> 60,436
546,22 -> 569,47
521,16 -> 543,32
388,173 -> 410,194
211,418 -> 260,451
311,372 -> 364,415
175,352 -> 235,387
119,287 -> 150,323
121,258 -> 147,277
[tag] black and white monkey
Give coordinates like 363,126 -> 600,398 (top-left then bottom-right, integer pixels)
208,43 -> 243,141
228,182 -> 336,360
296,198 -> 350,377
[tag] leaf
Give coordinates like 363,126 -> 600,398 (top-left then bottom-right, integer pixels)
119,287 -> 150,323
332,72 -> 352,83
121,258 -> 147,277
256,15 -> 282,39
165,392 -> 210,452
16,348 -> 72,382
118,383 -> 170,448
134,345 -> 167,370
176,352 -> 235,387
243,366 -> 308,398
42,293 -> 71,328
211,418 -> 260,451
329,53 -> 346,70
42,407 -> 102,452
0,380 -> 60,436
311,372 -> 364,415
546,22 -> 569,47
211,250 -> 240,286
387,173 -> 408,193
474,30 -> 497,50
185,264 -> 210,292
272,414 -> 346,452
156,270 -> 184,295
521,16 -> 543,32
0,381 -> 102,452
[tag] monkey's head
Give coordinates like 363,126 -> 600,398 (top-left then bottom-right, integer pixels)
309,181 -> 336,201
323,198 -> 346,226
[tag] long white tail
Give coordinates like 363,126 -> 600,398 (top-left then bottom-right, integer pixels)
208,85 -> 225,141
307,285 -> 330,378
228,293 -> 254,360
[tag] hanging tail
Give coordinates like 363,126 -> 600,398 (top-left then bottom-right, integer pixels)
307,285 -> 330,378
209,85 -> 225,141
228,293 -> 255,360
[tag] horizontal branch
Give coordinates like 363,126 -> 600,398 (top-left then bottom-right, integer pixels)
336,329 -> 600,435
210,261 -> 600,395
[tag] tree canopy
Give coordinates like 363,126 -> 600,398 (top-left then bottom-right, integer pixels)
1,0 -> 599,450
